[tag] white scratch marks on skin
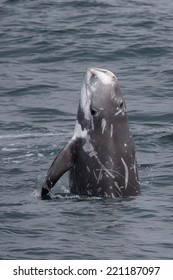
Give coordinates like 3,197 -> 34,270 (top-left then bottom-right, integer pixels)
121,157 -> 129,189
115,109 -> 122,116
109,157 -> 114,168
89,150 -> 98,158
91,117 -> 94,130
96,157 -> 115,179
86,166 -> 90,173
104,192 -> 109,198
97,187 -> 102,194
87,190 -> 92,195
110,124 -> 113,137
93,167 -> 103,184
93,170 -> 98,181
90,152 -> 115,181
73,121 -> 94,153
133,160 -> 139,184
80,83 -> 91,120
96,168 -> 103,184
101,118 -> 106,134
73,122 -> 128,192
124,143 -> 127,153
83,135 -> 94,152
111,192 -> 116,198
73,121 -> 87,139
114,181 -> 123,197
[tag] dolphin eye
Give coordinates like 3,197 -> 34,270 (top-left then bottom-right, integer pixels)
90,73 -> 97,85
91,73 -> 96,78
90,105 -> 98,117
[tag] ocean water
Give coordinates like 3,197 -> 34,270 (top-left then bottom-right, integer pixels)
0,0 -> 173,260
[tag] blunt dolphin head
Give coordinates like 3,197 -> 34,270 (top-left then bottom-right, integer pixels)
41,68 -> 140,198
77,68 -> 127,131
80,68 -> 119,118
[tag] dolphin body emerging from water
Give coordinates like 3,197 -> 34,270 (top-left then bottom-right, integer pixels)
41,68 -> 140,198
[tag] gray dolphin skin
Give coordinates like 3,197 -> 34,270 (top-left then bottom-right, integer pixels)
41,68 -> 140,198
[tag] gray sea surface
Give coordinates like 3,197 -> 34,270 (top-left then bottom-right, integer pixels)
0,0 -> 173,259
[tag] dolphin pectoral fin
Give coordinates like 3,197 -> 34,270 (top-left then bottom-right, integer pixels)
41,139 -> 76,198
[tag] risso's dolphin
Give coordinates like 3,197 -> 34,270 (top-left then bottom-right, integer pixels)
41,68 -> 140,198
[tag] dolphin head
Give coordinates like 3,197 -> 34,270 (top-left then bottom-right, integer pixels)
77,68 -> 127,132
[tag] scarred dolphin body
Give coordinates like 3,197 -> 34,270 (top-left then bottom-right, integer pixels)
41,68 -> 140,198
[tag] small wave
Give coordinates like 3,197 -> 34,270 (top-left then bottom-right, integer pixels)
159,133 -> 173,144
51,193 -> 103,201
2,147 -> 19,152
32,190 -> 104,201
31,190 -> 41,198
0,132 -> 69,140
40,192 -> 124,201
